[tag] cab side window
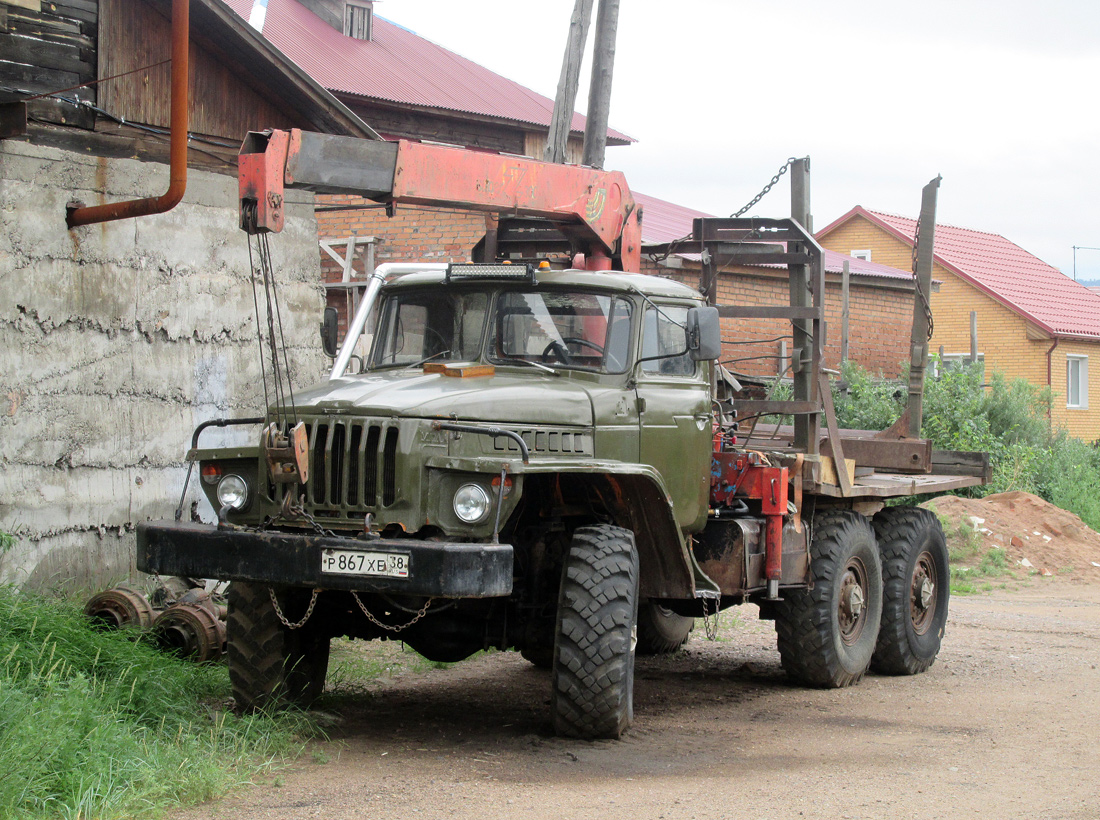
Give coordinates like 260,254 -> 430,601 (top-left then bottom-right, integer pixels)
640,305 -> 695,376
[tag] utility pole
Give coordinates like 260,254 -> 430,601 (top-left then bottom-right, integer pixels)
581,0 -> 619,169
545,0 -> 595,164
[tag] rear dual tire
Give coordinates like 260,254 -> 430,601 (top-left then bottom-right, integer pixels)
774,511 -> 883,688
871,507 -> 950,675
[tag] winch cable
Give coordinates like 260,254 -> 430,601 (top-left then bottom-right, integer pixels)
246,231 -> 272,418
247,229 -> 299,431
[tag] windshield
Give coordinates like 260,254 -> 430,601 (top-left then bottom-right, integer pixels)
491,290 -> 634,373
369,287 -> 635,374
371,290 -> 489,368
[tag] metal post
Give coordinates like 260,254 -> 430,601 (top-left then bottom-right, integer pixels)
907,176 -> 941,438
699,250 -> 717,306
841,259 -> 850,365
789,158 -> 817,455
970,311 -> 978,364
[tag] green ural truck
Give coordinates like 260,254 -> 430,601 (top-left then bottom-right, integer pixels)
138,133 -> 988,739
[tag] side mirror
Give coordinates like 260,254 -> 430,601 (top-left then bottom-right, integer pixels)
320,307 -> 339,358
686,306 -> 721,361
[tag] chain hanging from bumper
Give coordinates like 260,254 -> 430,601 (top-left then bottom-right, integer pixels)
269,586 -> 320,630
352,591 -> 433,633
702,595 -> 721,641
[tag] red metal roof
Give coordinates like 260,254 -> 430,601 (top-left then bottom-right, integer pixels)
635,192 -> 913,281
223,0 -> 632,144
817,207 -> 1100,340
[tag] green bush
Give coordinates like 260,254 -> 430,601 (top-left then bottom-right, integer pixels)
830,360 -> 1100,529
833,361 -> 904,431
0,586 -> 311,819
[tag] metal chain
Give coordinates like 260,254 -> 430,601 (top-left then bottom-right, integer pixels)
352,591 -> 433,633
731,157 -> 804,218
269,586 -> 320,630
702,595 -> 721,641
648,157 -> 804,266
151,572 -> 177,606
300,508 -> 337,538
911,216 -> 935,342
274,493 -> 338,538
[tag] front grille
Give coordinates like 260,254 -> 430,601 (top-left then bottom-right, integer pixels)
276,418 -> 397,518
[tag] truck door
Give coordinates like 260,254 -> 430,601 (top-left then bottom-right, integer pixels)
635,303 -> 713,533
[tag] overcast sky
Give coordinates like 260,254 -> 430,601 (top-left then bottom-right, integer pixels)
380,1 -> 1100,281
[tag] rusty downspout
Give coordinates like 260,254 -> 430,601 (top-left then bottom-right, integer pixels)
67,0 -> 189,228
1046,337 -> 1059,424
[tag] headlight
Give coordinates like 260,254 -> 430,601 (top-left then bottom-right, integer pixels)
216,474 -> 249,510
453,483 -> 491,523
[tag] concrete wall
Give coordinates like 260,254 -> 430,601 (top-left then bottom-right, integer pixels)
0,140 -> 327,591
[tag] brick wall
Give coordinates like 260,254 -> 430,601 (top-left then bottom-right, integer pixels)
820,217 -> 914,270
317,197 -> 486,263
317,198 -> 488,333
642,258 -> 913,378
1052,340 -> 1100,441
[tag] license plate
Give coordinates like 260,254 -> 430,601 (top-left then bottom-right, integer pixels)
320,549 -> 409,578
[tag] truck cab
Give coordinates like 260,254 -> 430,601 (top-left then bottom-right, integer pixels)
140,263 -> 721,739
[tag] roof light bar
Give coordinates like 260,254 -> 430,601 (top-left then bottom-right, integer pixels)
446,262 -> 537,284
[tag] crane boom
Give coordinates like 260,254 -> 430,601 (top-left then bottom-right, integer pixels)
238,128 -> 641,271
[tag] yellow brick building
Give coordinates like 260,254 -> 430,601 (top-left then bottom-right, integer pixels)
818,208 -> 1100,441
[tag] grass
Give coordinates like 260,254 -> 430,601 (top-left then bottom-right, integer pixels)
324,638 -> 454,696
931,510 -> 1016,595
0,585 -> 316,820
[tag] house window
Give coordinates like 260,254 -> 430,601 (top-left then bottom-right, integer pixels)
344,1 -> 373,40
851,249 -> 872,262
1067,355 -> 1088,409
933,353 -> 983,377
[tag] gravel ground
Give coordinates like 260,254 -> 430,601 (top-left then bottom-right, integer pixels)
174,577 -> 1100,820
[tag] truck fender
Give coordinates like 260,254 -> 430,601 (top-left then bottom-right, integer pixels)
550,470 -> 696,600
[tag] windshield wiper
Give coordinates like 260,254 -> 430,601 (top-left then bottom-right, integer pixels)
404,350 -> 451,371
501,356 -> 560,376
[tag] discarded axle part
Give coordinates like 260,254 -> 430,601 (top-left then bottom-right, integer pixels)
152,599 -> 227,664
84,586 -> 156,630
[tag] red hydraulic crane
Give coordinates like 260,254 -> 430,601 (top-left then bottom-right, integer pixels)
237,129 -> 642,271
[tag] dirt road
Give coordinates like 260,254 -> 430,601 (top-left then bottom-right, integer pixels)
177,579 -> 1100,820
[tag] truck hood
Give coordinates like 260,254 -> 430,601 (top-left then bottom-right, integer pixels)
287,370 -> 600,426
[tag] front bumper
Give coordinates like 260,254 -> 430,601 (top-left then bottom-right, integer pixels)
137,521 -> 513,598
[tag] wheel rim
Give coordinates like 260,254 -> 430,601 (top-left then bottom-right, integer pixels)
910,550 -> 938,635
838,557 -> 870,646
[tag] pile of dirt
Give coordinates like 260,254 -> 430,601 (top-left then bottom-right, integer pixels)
923,491 -> 1100,580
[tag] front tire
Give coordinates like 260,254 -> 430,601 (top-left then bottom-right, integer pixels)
227,583 -> 330,712
872,507 -> 950,675
551,525 -> 639,739
774,510 -> 882,688
636,603 -> 694,655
